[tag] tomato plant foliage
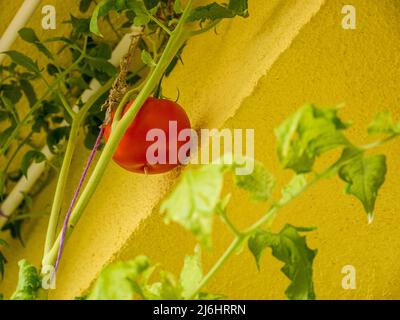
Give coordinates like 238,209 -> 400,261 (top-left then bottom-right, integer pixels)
1,0 -> 399,302
86,104 -> 400,300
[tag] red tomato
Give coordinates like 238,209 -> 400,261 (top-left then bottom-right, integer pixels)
104,97 -> 191,174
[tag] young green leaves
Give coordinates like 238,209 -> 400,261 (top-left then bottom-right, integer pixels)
87,256 -> 150,300
276,104 -> 350,174
87,246 -> 216,300
90,0 -> 157,36
248,225 -> 317,300
368,112 -> 400,136
161,158 -> 275,247
10,260 -> 41,300
276,104 -> 396,221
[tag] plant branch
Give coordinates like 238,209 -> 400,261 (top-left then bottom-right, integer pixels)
41,0 -> 195,270
43,78 -> 114,257
188,133 -> 400,299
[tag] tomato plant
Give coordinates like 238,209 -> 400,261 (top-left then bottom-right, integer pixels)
104,97 -> 191,174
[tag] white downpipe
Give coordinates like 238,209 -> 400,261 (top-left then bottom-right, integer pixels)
0,0 -> 42,65
0,27 -> 143,227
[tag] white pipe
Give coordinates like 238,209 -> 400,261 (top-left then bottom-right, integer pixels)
0,0 -> 42,65
0,27 -> 143,227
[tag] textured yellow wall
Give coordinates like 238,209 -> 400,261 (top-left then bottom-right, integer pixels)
1,0 -> 400,300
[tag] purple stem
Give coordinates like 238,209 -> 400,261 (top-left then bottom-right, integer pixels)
51,127 -> 105,283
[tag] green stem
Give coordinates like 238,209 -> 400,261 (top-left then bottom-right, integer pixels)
43,78 -> 114,258
41,0 -> 194,269
43,119 -> 80,256
146,9 -> 172,36
187,160 -> 351,299
188,237 -> 243,299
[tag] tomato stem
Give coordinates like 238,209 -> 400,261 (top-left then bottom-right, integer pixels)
42,78 -> 114,259
41,0 -> 195,271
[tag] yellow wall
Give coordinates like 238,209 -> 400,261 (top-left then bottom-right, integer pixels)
1,0 -> 400,299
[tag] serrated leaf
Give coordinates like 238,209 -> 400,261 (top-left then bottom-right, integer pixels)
338,154 -> 387,220
368,112 -> 399,135
180,245 -> 203,299
88,256 -> 150,300
248,225 -> 317,300
20,150 -> 46,178
188,0 -> 248,22
3,51 -> 40,74
162,164 -> 224,247
234,159 -> 276,201
188,3 -> 234,22
11,260 -> 41,300
275,104 -> 350,174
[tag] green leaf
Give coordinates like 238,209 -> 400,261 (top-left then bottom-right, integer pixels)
275,104 -> 350,174
162,164 -> 224,247
90,0 -> 117,36
248,225 -> 317,300
3,51 -> 40,75
188,3 -> 234,22
47,126 -> 70,153
18,28 -> 53,60
188,0 -> 248,22
234,159 -> 276,201
162,157 -> 274,246
144,0 -> 159,10
20,150 -> 46,178
19,79 -> 37,107
0,126 -> 15,147
87,58 -> 117,76
134,14 -> 151,26
338,154 -> 387,221
80,0 -> 93,12
2,83 -> 22,104
228,0 -> 249,17
180,245 -> 203,299
281,175 -> 307,203
11,260 -> 41,300
145,272 -> 182,300
368,112 -> 400,135
141,49 -> 156,67
174,0 -> 183,14
88,256 -> 150,300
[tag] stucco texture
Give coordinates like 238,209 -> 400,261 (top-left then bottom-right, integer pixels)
1,0 -> 400,300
